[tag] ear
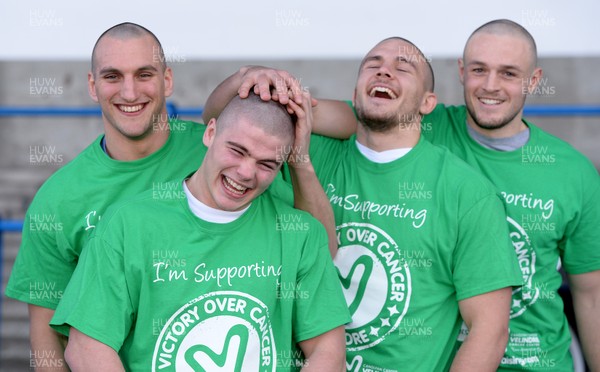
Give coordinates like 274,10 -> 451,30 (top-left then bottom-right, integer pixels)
203,118 -> 217,147
524,67 -> 543,95
458,58 -> 465,86
164,67 -> 174,97
352,88 -> 357,107
419,91 -> 438,116
88,72 -> 98,103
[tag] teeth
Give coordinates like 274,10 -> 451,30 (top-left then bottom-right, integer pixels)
224,176 -> 247,195
480,98 -> 502,105
119,104 -> 144,113
369,86 -> 397,99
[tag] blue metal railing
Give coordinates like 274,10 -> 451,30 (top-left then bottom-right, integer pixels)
1,104 -> 600,118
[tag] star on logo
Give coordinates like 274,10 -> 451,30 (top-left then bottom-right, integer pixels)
380,317 -> 391,327
387,305 -> 400,316
522,291 -> 532,300
369,326 -> 380,336
513,299 -> 522,308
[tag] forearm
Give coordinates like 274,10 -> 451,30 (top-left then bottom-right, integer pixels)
289,163 -> 337,257
450,325 -> 507,372
64,328 -> 125,372
28,304 -> 69,372
312,99 -> 358,139
570,271 -> 600,370
299,326 -> 346,372
202,67 -> 246,123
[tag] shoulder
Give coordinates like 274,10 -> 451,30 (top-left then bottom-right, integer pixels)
28,138 -> 102,206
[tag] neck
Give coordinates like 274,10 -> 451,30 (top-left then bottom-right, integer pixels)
466,113 -> 528,139
356,121 -> 420,151
104,122 -> 170,161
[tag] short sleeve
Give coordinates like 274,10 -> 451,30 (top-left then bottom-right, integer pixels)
453,193 -> 524,301
50,234 -> 134,352
291,221 -> 351,342
6,199 -> 77,309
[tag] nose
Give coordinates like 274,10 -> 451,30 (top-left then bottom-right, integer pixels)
482,72 -> 500,92
120,75 -> 138,102
376,64 -> 392,78
236,158 -> 256,181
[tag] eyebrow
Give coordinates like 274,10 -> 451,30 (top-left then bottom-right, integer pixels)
97,65 -> 160,76
226,140 -> 282,167
361,55 -> 418,71
467,60 -> 523,72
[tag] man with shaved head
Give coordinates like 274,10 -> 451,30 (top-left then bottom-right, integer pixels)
6,22 -> 208,370
50,92 -> 350,371
256,18 -> 600,371
202,36 -> 523,371
425,19 -> 600,372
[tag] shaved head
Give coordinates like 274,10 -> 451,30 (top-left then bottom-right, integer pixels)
92,22 -> 166,75
217,93 -> 295,144
467,19 -> 537,68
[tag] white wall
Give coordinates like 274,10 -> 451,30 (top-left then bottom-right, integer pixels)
0,0 -> 598,60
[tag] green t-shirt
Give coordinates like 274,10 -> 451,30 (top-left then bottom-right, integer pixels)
424,104 -> 600,371
6,119 -> 292,310
309,134 -> 523,372
50,181 -> 350,371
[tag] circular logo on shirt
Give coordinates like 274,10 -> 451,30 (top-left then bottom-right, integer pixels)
507,217 -> 539,318
334,222 -> 411,352
152,291 -> 276,371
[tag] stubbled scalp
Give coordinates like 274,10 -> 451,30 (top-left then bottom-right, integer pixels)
217,92 -> 295,143
91,22 -> 166,75
360,36 -> 435,93
466,19 -> 538,67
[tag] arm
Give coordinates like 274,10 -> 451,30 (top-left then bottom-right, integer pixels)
312,99 -> 357,139
29,305 -> 69,372
451,287 -> 512,372
203,66 -> 356,139
568,270 -> 600,370
298,326 -> 346,371
287,90 -> 338,257
64,327 -> 125,372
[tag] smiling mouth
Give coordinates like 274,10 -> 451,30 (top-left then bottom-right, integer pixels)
369,86 -> 397,99
478,98 -> 503,105
222,175 -> 249,196
118,104 -> 145,113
